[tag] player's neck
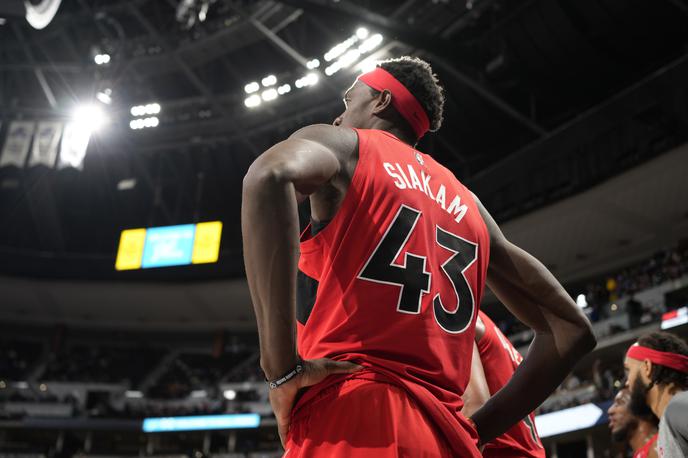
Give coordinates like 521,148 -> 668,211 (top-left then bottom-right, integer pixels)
629,422 -> 657,451
649,384 -> 677,418
368,118 -> 416,146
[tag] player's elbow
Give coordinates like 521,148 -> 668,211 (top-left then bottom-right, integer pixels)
565,315 -> 596,359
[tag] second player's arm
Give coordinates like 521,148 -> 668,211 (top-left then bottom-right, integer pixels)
469,196 -> 596,443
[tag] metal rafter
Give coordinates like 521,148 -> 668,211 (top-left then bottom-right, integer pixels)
277,0 -> 547,137
11,24 -> 57,108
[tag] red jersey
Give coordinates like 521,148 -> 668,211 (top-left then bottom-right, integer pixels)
296,129 -> 490,456
477,311 -> 545,457
634,433 -> 658,458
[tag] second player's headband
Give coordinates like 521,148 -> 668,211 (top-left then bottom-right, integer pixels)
626,344 -> 688,373
358,67 -> 430,140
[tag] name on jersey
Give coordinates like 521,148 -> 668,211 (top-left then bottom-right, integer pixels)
382,162 -> 468,224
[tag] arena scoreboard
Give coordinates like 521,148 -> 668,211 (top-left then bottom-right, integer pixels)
115,221 -> 222,270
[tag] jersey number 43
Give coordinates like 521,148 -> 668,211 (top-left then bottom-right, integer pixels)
358,204 -> 478,334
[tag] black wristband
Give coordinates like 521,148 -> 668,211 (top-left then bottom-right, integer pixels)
266,361 -> 304,390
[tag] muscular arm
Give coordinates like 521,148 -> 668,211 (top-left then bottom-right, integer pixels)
461,341 -> 491,418
469,196 -> 596,443
241,125 -> 355,379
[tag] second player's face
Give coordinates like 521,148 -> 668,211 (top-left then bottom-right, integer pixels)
608,389 -> 634,435
333,81 -> 377,129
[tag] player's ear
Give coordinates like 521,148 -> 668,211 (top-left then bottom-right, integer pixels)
641,359 -> 653,381
372,89 -> 393,114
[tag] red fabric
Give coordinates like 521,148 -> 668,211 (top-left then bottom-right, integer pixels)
296,129 -> 490,457
627,345 -> 688,373
633,433 -> 658,458
286,377 -> 454,457
477,311 -> 545,458
358,68 -> 430,139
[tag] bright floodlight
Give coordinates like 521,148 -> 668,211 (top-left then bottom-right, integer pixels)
356,58 -> 378,73
307,58 -> 320,69
339,49 -> 361,68
147,103 -> 161,114
277,84 -> 291,95
244,94 -> 261,108
261,88 -> 278,101
244,82 -> 260,94
358,34 -> 383,53
223,389 -> 237,400
576,294 -> 588,309
73,104 -> 107,132
356,27 -> 369,39
94,53 -> 111,65
261,75 -> 277,87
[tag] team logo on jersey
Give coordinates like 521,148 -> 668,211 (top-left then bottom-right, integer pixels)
415,152 -> 424,166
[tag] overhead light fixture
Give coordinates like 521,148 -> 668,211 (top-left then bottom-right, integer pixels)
277,84 -> 291,95
94,53 -> 111,65
129,117 -> 159,130
72,104 -> 107,132
295,73 -> 319,89
358,34 -> 383,53
130,103 -> 161,117
261,88 -> 278,101
356,27 -> 369,39
306,58 -> 320,69
261,75 -> 277,87
244,94 -> 261,108
96,88 -> 112,105
223,389 -> 237,400
244,82 -> 260,94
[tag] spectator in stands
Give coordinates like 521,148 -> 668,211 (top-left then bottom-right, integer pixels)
607,388 -> 658,458
625,332 -> 688,457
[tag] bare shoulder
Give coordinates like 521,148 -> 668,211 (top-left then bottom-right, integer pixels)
290,124 -> 358,161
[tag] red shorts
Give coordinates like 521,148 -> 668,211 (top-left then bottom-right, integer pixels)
284,378 -> 454,457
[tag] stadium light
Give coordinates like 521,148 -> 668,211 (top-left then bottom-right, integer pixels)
244,82 -> 260,94
277,84 -> 291,95
356,27 -> 369,39
261,75 -> 277,87
307,58 -> 320,69
324,36 -> 357,62
94,53 -> 111,65
244,94 -> 261,108
358,34 -> 383,53
223,389 -> 237,400
96,88 -> 112,105
261,88 -> 278,102
295,73 -> 319,89
129,117 -> 159,130
73,104 -> 107,132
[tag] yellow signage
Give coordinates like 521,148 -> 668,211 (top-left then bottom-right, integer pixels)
115,221 -> 223,270
192,221 -> 223,264
115,228 -> 147,271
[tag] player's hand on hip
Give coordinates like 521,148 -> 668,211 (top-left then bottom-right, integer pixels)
269,358 -> 363,448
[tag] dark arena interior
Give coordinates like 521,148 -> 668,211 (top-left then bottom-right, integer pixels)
1,0 -> 688,457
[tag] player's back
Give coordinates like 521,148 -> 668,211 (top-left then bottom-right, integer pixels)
478,311 -> 546,457
296,128 -> 490,453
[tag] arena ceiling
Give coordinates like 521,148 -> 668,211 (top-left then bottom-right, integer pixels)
0,0 -> 687,283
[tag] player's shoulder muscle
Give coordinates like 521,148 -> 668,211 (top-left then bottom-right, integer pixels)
290,124 -> 358,163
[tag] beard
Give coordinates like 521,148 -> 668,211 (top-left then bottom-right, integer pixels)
629,377 -> 654,418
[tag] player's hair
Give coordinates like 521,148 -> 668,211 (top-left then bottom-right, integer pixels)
637,332 -> 688,390
373,56 -> 445,136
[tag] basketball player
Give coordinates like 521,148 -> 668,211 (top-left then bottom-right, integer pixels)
625,332 -> 688,457
462,311 -> 545,457
242,56 -> 596,456
608,388 -> 658,458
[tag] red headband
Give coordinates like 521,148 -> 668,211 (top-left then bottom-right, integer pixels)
358,67 -> 430,140
626,344 -> 688,373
